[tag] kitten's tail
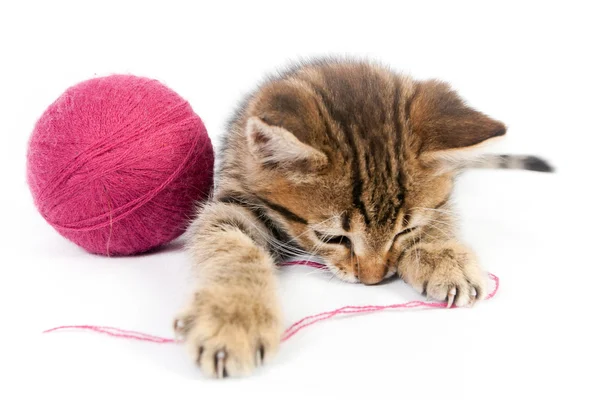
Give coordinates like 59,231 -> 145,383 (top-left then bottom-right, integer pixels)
464,154 -> 555,172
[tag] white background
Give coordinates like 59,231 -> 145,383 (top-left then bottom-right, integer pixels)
1,1 -> 599,399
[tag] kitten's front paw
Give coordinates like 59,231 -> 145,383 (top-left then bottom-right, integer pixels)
404,243 -> 487,308
174,288 -> 282,378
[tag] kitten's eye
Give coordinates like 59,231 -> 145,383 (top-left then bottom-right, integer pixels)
393,226 -> 418,241
314,231 -> 352,248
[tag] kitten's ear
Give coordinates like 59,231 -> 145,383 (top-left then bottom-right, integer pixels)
410,80 -> 506,168
245,117 -> 328,170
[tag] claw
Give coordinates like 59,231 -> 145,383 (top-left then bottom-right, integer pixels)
196,346 -> 204,367
173,319 -> 186,339
474,285 -> 483,300
447,287 -> 457,308
215,350 -> 226,379
173,318 -> 183,332
256,344 -> 265,366
469,287 -> 478,306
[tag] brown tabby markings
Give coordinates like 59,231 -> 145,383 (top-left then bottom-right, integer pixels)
174,58 -> 552,379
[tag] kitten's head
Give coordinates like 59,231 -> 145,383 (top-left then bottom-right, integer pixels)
238,60 -> 505,284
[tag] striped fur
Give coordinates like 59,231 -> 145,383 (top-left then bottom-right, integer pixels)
175,58 -> 554,378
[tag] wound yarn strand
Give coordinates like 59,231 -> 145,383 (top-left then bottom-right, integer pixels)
27,75 -> 215,256
42,261 -> 499,344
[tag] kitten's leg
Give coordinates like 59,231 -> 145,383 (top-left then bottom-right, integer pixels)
174,201 -> 282,378
397,222 -> 487,307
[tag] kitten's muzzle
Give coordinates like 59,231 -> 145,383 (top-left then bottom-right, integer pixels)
355,257 -> 388,285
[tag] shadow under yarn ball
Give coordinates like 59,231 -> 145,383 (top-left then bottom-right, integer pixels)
26,75 -> 214,256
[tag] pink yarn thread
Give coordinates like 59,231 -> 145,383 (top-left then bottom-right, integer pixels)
42,325 -> 176,344
42,261 -> 499,343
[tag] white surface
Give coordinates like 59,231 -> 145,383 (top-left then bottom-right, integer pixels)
1,1 -> 599,399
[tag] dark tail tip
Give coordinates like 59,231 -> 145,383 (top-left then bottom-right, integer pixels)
524,156 -> 555,173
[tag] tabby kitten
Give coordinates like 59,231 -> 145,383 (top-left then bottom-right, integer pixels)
174,59 -> 552,378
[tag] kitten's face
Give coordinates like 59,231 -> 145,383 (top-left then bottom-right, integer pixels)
239,61 -> 505,284
252,153 -> 455,284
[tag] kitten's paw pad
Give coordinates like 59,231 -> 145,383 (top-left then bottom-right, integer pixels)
423,268 -> 485,308
412,245 -> 486,308
174,292 -> 281,378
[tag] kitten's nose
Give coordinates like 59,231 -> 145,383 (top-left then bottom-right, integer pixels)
356,258 -> 387,285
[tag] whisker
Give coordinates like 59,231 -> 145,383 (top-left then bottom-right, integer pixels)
414,229 -> 422,282
425,223 -> 453,239
427,218 -> 455,227
283,214 -> 341,244
219,198 -> 356,282
414,207 -> 458,217
226,207 -> 313,259
412,229 -> 439,242
303,268 -> 331,277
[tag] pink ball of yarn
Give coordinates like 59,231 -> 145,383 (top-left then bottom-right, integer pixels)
26,75 -> 214,256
